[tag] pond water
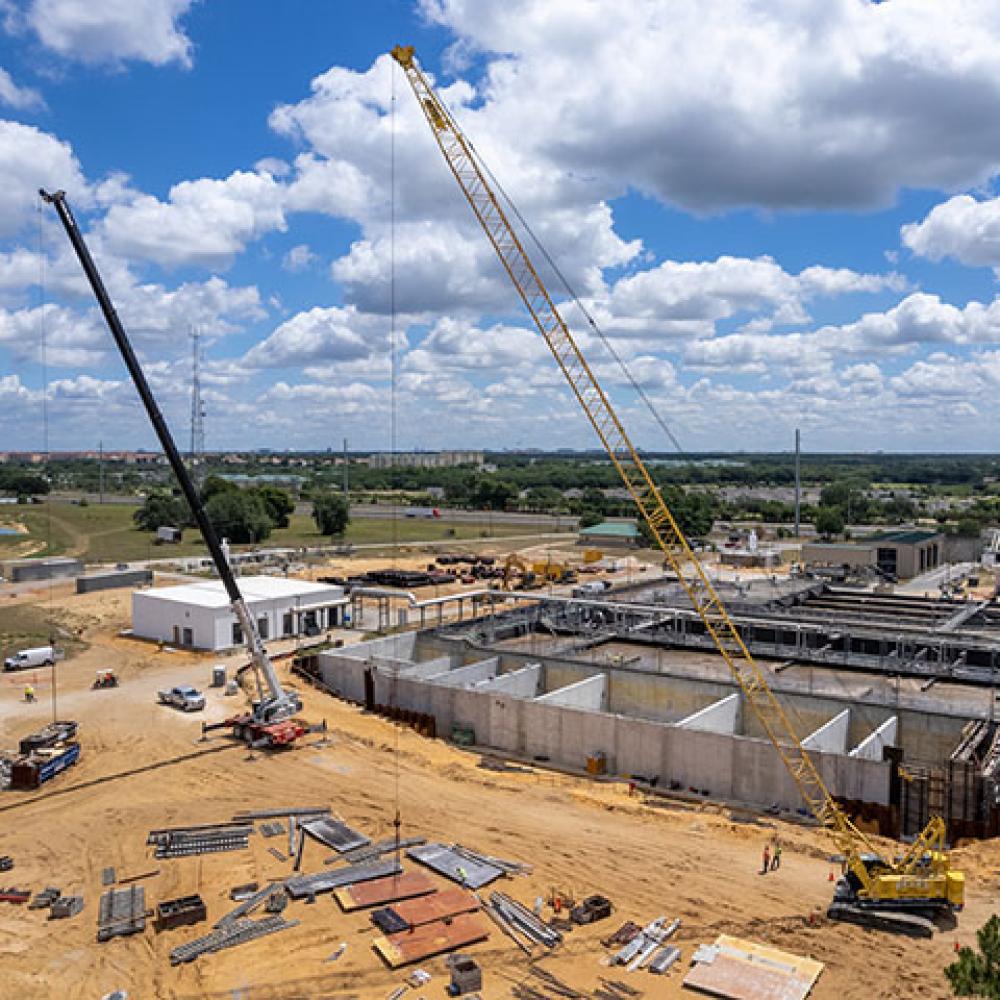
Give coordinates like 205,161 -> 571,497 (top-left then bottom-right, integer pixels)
0,526 -> 23,535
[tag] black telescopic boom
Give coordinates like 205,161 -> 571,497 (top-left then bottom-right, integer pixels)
40,188 -> 243,605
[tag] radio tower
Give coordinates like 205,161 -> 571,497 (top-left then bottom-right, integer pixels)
189,327 -> 205,471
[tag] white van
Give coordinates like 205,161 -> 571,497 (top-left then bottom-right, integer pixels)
3,646 -> 62,672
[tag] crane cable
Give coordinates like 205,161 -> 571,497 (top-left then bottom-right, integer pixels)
389,58 -> 403,874
458,128 -> 686,457
36,200 -> 56,724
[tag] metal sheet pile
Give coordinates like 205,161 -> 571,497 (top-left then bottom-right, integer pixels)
231,806 -> 329,822
169,914 -> 299,965
299,816 -> 370,853
407,843 -> 509,888
328,835 -> 426,866
97,885 -> 147,941
147,821 -> 252,859
485,891 -> 561,949
285,859 -> 401,899
216,882 -> 286,927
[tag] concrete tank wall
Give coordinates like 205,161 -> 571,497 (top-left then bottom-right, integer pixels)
316,635 -> 900,812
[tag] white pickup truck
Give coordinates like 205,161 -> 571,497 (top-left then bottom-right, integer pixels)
3,646 -> 64,672
156,685 -> 206,712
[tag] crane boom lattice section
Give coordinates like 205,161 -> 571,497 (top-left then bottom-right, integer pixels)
392,45 -> 878,887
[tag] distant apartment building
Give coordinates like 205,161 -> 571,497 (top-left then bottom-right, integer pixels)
0,450 -> 165,465
368,450 -> 484,470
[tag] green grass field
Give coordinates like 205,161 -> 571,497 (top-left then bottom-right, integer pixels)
0,602 -> 87,664
0,502 -> 566,565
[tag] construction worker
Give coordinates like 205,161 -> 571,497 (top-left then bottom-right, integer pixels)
23,684 -> 35,703
456,866 -> 468,887
761,843 -> 770,875
771,842 -> 782,871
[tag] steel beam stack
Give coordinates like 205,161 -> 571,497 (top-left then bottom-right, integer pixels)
97,885 -> 147,941
486,892 -> 561,948
148,823 -> 252,859
169,915 -> 299,965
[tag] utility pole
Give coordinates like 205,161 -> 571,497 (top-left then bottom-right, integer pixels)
98,439 -> 105,505
343,438 -> 349,498
794,427 -> 801,538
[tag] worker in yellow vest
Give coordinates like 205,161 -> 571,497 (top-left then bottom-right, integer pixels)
23,684 -> 35,703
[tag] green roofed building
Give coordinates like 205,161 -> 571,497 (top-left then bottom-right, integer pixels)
578,520 -> 640,548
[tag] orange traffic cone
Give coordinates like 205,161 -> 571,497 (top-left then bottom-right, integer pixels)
828,871 -> 835,882
955,942 -> 961,953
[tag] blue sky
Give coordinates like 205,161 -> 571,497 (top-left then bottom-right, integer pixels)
2,1 -> 1000,453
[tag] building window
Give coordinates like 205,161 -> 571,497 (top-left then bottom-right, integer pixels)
258,616 -> 269,640
283,612 -> 294,636
232,622 -> 243,646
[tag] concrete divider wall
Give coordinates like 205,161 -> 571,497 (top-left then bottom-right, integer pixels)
480,664 -> 542,698
608,671 -> 733,724
851,716 -> 899,760
349,632 -> 418,662
677,693 -> 740,734
430,657 -> 499,688
536,675 -> 607,710
398,656 -> 457,679
803,709 -> 851,753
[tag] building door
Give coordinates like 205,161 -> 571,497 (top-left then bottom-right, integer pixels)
173,625 -> 181,645
364,667 -> 375,711
182,628 -> 193,647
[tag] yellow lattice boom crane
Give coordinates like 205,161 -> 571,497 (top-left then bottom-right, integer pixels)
392,44 -> 965,932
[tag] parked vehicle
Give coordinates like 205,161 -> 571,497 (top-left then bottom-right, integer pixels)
156,685 -> 206,712
404,507 -> 441,519
3,646 -> 62,672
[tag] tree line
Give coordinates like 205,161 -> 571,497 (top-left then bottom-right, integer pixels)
134,476 -> 348,544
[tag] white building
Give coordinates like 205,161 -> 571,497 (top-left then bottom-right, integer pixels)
132,576 -> 349,651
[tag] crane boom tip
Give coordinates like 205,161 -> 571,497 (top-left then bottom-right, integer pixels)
391,44 -> 415,68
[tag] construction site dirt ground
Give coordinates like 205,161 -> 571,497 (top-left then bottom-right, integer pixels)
1,586 -> 997,999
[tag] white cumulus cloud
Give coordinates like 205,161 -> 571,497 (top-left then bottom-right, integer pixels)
25,0 -> 195,67
0,67 -> 44,110
902,194 -> 1000,270
100,170 -> 286,269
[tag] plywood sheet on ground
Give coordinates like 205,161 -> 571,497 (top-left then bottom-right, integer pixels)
387,887 -> 478,927
373,912 -> 490,968
334,871 -> 436,911
683,934 -> 823,1000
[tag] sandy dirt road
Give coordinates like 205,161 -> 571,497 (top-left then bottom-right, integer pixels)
0,586 -> 995,999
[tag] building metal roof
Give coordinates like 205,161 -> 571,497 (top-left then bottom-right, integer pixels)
579,520 -> 640,538
136,576 -> 345,609
864,529 -> 942,545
